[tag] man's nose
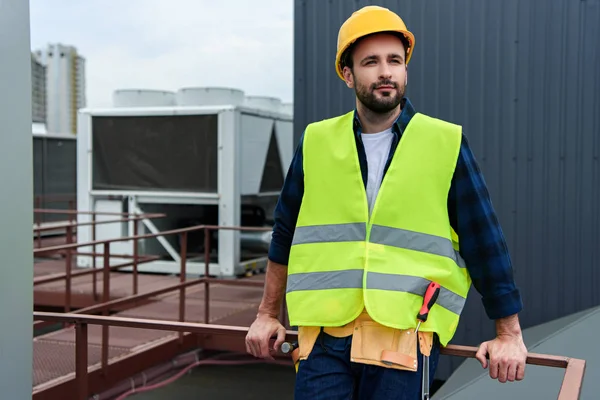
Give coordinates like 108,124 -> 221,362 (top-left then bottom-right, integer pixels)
378,63 -> 393,79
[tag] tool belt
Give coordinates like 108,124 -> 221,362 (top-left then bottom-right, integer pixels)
295,310 -> 433,372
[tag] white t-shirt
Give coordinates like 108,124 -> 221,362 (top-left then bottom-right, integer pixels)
361,127 -> 394,214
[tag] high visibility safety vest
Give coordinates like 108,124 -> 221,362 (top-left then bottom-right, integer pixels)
285,111 -> 472,347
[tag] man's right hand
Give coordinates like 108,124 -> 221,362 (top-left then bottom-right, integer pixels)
245,313 -> 287,360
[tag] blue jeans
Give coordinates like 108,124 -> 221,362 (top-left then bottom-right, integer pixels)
294,330 -> 440,400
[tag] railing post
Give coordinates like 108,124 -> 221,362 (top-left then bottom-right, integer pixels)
133,216 -> 139,295
35,197 -> 41,248
65,225 -> 73,315
92,212 -> 97,301
204,227 -> 210,324
179,231 -> 187,344
101,242 -> 110,375
558,358 -> 586,400
75,322 -> 89,400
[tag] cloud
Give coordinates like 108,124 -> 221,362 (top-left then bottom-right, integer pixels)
29,0 -> 293,107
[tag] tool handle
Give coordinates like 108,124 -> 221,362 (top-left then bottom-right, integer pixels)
417,282 -> 441,322
280,341 -> 298,354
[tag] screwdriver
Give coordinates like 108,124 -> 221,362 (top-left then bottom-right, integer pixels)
416,281 -> 440,400
415,281 -> 441,334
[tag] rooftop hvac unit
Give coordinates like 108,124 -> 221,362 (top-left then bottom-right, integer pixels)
113,89 -> 176,107
176,87 -> 245,107
244,95 -> 282,112
76,95 -> 293,278
280,102 -> 293,116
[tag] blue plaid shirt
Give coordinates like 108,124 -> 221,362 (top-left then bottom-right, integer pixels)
269,97 -> 523,321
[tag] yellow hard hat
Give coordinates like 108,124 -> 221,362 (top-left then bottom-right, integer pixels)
335,6 -> 415,81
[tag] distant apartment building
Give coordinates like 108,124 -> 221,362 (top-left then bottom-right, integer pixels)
35,44 -> 86,134
31,52 -> 47,124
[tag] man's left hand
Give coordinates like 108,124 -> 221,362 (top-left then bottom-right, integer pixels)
475,333 -> 528,383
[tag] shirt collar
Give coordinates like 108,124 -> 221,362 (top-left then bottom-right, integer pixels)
352,97 -> 416,137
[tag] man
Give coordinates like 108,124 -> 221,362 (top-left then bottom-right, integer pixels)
246,5 -> 527,399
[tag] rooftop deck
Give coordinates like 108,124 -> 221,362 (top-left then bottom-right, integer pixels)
29,208 -> 586,400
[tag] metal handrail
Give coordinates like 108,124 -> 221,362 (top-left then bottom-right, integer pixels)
32,311 -> 586,400
33,223 -> 282,367
33,210 -> 167,311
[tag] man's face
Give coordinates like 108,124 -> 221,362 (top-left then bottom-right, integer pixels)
343,33 -> 408,114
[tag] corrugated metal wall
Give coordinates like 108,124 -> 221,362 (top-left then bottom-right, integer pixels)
294,0 -> 600,380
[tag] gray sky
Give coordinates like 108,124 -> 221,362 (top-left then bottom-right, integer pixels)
29,0 -> 294,108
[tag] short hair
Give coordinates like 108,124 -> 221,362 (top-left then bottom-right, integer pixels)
340,31 -> 410,71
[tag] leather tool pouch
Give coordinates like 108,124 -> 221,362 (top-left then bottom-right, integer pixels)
350,320 -> 419,371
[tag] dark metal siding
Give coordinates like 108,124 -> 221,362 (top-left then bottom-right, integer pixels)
294,0 -> 600,380
33,136 -> 77,223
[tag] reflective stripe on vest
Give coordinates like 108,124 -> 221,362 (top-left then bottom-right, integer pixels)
291,223 -> 466,269
285,111 -> 472,346
286,269 -> 465,315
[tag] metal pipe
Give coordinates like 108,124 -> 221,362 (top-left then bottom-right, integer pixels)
75,322 -> 88,400
65,225 -> 73,314
33,224 -> 272,255
34,255 -> 158,286
34,208 -> 166,218
179,231 -> 187,344
92,212 -> 97,301
35,196 -> 42,248
33,215 -> 156,233
204,227 -> 210,324
133,219 -> 138,295
101,243 -> 110,374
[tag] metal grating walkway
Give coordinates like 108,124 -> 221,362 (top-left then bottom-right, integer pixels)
33,272 -> 266,394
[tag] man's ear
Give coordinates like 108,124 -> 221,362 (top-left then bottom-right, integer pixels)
343,67 -> 354,88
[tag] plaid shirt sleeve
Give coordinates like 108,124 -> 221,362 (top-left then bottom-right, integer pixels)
268,132 -> 305,266
448,133 -> 523,320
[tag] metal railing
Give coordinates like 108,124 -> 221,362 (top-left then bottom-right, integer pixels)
33,222 -> 281,363
33,208 -> 167,313
32,220 -> 585,399
32,311 -> 586,400
33,194 -> 77,230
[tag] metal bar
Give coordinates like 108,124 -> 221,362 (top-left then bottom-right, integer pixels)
34,311 -> 298,337
35,196 -> 42,248
33,208 -> 166,218
75,322 -> 88,400
32,311 -> 586,400
34,255 -> 159,285
33,215 -> 158,233
101,243 -> 110,375
55,278 -> 206,317
133,216 -> 138,295
439,344 -> 571,368
92,212 -> 97,301
69,251 -> 145,259
33,224 -> 272,254
179,231 -> 187,343
204,227 -> 210,324
36,275 -> 264,322
65,225 -> 73,314
558,358 -> 586,400
134,205 -> 181,264
32,271 -> 249,330
32,311 -> 585,367
68,200 -> 75,225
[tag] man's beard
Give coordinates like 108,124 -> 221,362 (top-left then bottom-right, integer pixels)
355,78 -> 404,114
